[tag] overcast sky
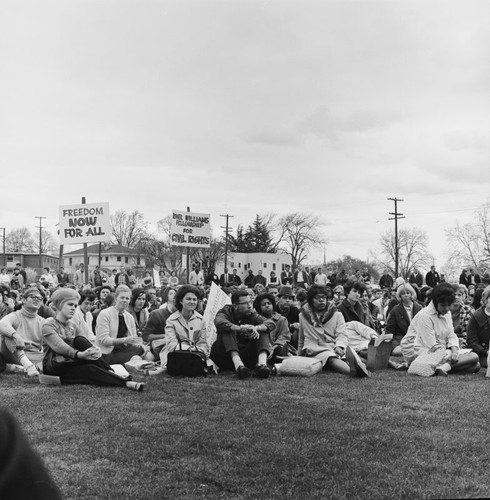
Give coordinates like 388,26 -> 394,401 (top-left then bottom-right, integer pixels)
1,0 -> 488,269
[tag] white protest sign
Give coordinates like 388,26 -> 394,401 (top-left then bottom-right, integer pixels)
170,209 -> 211,248
203,282 -> 231,347
153,269 -> 161,288
59,203 -> 111,245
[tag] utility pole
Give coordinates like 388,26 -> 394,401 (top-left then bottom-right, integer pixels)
388,197 -> 405,278
220,213 -> 234,274
0,228 -> 5,266
35,216 -> 46,270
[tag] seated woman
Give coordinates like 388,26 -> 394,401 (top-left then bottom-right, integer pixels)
72,289 -> 96,342
386,283 -> 422,355
42,288 -> 144,391
449,284 -> 472,347
466,286 -> 490,368
298,285 -> 369,377
159,285 -> 209,370
128,288 -> 149,335
95,285 -> 145,365
254,292 -> 293,361
401,283 -> 480,376
338,280 -> 370,326
142,286 -> 177,358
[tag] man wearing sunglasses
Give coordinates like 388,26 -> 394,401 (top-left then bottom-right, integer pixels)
0,288 -> 46,378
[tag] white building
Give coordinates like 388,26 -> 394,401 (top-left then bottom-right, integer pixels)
215,252 -> 292,282
63,244 -> 146,273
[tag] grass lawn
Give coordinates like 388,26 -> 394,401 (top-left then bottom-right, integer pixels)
1,367 -> 489,500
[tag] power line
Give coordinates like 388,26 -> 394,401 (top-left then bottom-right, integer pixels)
35,216 -> 46,269
220,214 -> 234,273
388,197 -> 405,277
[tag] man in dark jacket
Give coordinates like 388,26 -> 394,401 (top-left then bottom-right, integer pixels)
210,290 -> 274,379
425,266 -> 441,288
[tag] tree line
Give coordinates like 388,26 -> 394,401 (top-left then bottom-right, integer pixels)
3,200 -> 489,279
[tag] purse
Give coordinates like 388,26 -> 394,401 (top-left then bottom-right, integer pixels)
166,340 -> 208,377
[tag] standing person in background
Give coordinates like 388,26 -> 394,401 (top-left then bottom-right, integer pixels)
9,268 -> 24,292
107,269 -> 117,290
425,265 -> 441,288
15,264 -> 27,289
244,269 -> 256,289
293,264 -> 309,289
220,268 -> 233,287
254,270 -> 267,287
314,268 -> 329,286
231,269 -> 242,286
73,263 -> 85,290
90,265 -> 106,288
189,265 -> 204,286
0,268 -> 11,287
360,266 -> 371,284
409,268 -> 423,289
280,265 -> 293,286
57,267 -> 70,286
115,266 -> 130,288
468,268 -> 481,287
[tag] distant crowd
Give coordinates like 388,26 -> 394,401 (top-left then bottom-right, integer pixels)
1,260 -> 490,390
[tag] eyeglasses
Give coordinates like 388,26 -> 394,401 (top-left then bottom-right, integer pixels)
27,295 -> 43,301
237,301 -> 251,306
313,296 -> 328,301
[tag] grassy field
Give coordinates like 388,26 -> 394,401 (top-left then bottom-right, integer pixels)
1,367 -> 489,500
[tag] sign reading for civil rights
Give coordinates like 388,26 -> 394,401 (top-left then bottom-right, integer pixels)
59,203 -> 111,245
170,210 -> 211,248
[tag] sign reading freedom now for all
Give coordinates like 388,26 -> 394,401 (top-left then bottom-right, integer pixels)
170,210 -> 211,248
59,203 -> 111,245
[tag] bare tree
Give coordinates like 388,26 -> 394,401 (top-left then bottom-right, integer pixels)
445,201 -> 490,272
35,229 -> 59,255
276,212 -> 326,268
111,210 -> 148,248
372,228 -> 432,279
5,227 -> 36,252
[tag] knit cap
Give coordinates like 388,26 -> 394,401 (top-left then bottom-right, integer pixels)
50,288 -> 80,310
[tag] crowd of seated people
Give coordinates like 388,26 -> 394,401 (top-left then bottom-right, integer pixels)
1,263 -> 490,386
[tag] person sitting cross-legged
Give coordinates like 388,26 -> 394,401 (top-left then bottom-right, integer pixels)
0,288 -> 46,377
42,288 -> 144,391
210,290 -> 274,379
298,285 -> 370,377
401,283 -> 480,376
253,292 -> 292,363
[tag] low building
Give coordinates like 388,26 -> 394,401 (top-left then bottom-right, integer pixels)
215,252 -> 291,283
63,244 -> 146,273
3,252 -> 59,270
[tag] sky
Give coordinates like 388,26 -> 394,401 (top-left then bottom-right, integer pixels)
0,0 -> 489,270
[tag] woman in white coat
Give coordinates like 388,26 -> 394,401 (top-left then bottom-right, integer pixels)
95,285 -> 144,364
160,285 -> 209,370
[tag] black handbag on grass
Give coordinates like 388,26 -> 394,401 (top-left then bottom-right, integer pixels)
166,340 -> 208,377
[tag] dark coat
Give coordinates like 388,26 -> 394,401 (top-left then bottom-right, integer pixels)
425,271 -> 441,288
467,307 -> 490,357
338,298 -> 366,325
409,273 -> 423,288
385,301 -> 422,339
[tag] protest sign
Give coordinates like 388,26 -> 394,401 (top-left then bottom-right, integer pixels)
203,282 -> 231,347
59,202 -> 111,245
170,210 -> 211,248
